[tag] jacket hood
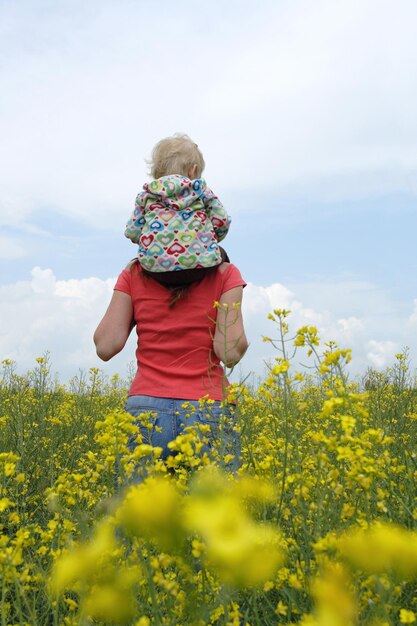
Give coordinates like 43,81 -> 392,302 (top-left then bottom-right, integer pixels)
143,175 -> 206,207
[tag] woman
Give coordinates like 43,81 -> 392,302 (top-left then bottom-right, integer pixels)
93,259 -> 248,461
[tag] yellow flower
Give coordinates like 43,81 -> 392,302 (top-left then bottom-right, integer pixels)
341,503 -> 355,519
294,325 -> 319,347
271,359 -> 290,376
51,551 -> 86,594
191,538 -> 205,558
0,498 -> 15,513
116,477 -> 183,550
83,583 -> 136,624
50,519 -> 116,593
288,573 -> 303,590
340,414 -> 356,434
273,308 -> 291,317
312,562 -> 356,626
275,600 -> 287,616
131,443 -> 162,461
184,472 -> 284,587
64,597 -> 78,611
400,610 -> 416,624
4,463 -> 16,477
8,512 -> 20,525
210,605 -> 225,621
338,523 -> 417,580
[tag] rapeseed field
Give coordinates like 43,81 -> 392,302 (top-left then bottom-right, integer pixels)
1,310 -> 417,625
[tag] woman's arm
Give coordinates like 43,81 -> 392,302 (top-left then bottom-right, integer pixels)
93,290 -> 134,361
213,285 -> 248,368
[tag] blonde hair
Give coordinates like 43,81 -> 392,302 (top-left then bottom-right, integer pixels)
148,133 -> 205,179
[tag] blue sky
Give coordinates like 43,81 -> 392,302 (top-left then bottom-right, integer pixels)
1,0 -> 417,381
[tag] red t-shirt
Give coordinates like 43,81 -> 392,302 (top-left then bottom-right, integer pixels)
114,263 -> 246,401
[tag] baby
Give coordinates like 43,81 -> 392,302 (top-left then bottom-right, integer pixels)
124,133 -> 231,287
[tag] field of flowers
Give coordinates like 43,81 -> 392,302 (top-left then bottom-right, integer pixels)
1,310 -> 417,625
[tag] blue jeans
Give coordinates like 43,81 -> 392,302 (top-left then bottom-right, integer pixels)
124,395 -> 240,468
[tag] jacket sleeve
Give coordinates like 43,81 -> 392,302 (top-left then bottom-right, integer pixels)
203,187 -> 231,242
124,194 -> 146,243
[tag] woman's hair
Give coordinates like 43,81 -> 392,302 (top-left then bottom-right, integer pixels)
167,286 -> 187,308
127,259 -> 188,307
148,133 -> 205,179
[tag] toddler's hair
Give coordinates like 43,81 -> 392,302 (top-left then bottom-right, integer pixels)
148,133 -> 205,179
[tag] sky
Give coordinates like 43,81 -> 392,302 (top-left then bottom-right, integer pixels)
1,0 -> 417,384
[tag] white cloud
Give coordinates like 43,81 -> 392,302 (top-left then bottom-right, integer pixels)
1,267 -> 413,384
31,267 -> 56,294
0,267 -> 127,379
243,282 -> 300,315
337,317 -> 364,336
1,0 -> 417,233
366,340 -> 399,369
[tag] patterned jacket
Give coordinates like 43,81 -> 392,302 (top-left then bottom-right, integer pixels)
124,175 -> 230,272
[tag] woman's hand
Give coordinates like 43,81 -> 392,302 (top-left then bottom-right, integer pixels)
93,291 -> 134,361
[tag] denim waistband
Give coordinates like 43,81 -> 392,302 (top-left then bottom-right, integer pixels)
125,394 -> 226,412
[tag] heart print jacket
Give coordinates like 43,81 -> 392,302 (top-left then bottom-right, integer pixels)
124,175 -> 231,273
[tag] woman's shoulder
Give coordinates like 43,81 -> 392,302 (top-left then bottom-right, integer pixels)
216,262 -> 246,288
218,261 -> 241,276
218,261 -> 229,274
115,260 -> 140,291
124,259 -> 139,272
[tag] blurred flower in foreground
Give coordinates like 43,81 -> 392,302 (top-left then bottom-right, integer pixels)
184,470 -> 285,587
50,518 -> 117,594
312,562 -> 356,626
298,562 -> 356,626
116,476 -> 184,551
337,522 -> 417,580
82,574 -> 137,624
51,518 -> 139,624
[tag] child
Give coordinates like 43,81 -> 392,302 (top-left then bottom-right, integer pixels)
124,133 -> 231,287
